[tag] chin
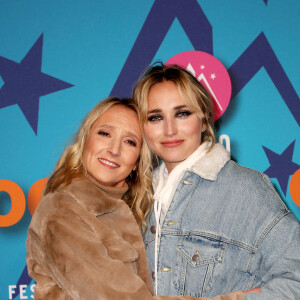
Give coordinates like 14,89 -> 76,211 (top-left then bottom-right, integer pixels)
165,157 -> 186,165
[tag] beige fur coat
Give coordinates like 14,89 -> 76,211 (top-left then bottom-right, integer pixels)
26,177 -> 243,300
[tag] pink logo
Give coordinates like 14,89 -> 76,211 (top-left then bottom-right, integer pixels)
166,51 -> 232,121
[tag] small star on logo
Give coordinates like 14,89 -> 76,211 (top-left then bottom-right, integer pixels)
210,73 -> 216,80
200,65 -> 205,70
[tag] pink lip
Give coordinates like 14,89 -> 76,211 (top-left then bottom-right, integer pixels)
161,140 -> 184,148
98,158 -> 120,169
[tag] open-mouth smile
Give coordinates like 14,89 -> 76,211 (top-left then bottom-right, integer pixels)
98,158 -> 120,168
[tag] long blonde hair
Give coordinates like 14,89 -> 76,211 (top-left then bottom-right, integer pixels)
44,97 -> 153,230
133,64 -> 216,228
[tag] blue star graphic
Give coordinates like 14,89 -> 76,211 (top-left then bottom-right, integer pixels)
0,34 -> 73,134
263,140 -> 300,196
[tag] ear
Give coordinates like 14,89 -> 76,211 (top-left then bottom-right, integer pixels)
201,116 -> 207,133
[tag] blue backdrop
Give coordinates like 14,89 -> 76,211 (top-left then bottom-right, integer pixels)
0,1 -> 299,299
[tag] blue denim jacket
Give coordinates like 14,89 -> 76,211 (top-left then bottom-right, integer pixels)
144,144 -> 300,299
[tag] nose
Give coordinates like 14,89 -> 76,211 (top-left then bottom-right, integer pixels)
164,118 -> 177,137
107,138 -> 121,156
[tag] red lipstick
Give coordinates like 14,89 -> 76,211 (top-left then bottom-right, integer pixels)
98,158 -> 120,169
161,140 -> 184,148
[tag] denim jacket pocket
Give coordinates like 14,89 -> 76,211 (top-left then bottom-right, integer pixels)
173,235 -> 226,297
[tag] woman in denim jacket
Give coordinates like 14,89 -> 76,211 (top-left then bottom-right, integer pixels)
133,64 -> 300,299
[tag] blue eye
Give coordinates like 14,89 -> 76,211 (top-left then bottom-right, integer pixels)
176,110 -> 192,118
148,115 -> 162,122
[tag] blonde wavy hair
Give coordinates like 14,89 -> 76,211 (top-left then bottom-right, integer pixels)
132,64 -> 215,229
133,63 -> 216,150
44,97 -> 153,230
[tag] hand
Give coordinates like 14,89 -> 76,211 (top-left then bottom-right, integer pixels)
243,287 -> 260,294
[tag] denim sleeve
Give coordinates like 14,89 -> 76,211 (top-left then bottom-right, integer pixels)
244,212 -> 300,300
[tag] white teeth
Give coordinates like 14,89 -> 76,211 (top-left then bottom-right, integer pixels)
98,158 -> 119,167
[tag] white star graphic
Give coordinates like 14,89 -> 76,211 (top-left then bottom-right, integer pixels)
210,73 -> 216,80
200,65 -> 205,70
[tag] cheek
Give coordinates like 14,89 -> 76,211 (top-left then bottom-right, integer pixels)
82,138 -> 96,164
82,149 -> 89,172
182,120 -> 204,140
83,141 -> 93,158
144,124 -> 157,143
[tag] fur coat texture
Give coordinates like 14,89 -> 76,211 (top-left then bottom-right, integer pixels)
26,176 -> 244,300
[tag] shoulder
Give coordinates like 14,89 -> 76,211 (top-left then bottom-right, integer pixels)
28,178 -> 97,235
28,177 -> 126,236
224,160 -> 287,209
27,185 -> 80,238
218,160 -> 292,233
211,160 -> 298,246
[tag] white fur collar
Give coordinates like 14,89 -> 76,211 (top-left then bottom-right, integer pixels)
153,142 -> 230,188
190,143 -> 230,181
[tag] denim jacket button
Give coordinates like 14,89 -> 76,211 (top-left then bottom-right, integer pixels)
167,221 -> 177,225
192,254 -> 199,261
183,179 -> 194,185
150,225 -> 156,233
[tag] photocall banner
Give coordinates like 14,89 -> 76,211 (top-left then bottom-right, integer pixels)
0,1 -> 299,299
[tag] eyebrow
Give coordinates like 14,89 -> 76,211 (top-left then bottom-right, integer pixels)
147,105 -> 188,114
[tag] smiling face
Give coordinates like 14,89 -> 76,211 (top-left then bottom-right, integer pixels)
144,80 -> 206,173
82,105 -> 142,187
